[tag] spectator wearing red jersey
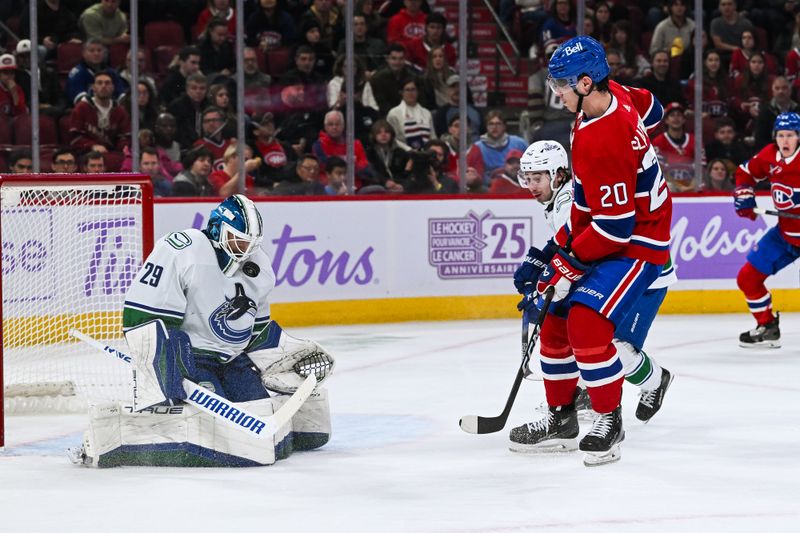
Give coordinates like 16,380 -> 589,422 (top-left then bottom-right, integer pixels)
209,144 -> 262,197
489,150 -> 526,195
730,52 -> 774,140
69,71 -> 131,154
0,54 -> 27,118
405,12 -> 455,70
193,106 -> 235,171
685,49 -> 729,120
252,112 -> 292,188
387,0 -> 427,48
729,30 -> 778,79
194,0 -> 236,40
312,110 -> 372,186
651,102 -> 703,192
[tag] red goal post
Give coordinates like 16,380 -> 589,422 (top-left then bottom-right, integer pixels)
0,173 -> 154,448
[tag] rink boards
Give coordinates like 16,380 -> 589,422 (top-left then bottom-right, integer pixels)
151,195 -> 799,326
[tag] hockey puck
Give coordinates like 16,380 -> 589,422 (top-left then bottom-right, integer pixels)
243,262 -> 260,277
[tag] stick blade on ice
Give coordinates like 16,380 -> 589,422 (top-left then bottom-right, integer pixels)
459,415 -> 479,434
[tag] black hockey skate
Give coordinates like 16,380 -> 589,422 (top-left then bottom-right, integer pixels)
739,314 -> 781,348
509,404 -> 579,453
635,368 -> 674,423
579,406 -> 624,466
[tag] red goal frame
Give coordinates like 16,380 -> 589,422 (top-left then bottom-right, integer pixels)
0,173 -> 154,449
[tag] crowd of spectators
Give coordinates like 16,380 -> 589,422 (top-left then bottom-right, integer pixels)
1,0 -> 799,196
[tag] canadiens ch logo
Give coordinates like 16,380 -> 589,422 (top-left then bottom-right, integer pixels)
768,164 -> 783,176
771,183 -> 798,210
208,282 -> 257,344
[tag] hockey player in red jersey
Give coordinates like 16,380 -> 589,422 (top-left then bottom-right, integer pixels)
733,112 -> 800,348
508,36 -> 672,466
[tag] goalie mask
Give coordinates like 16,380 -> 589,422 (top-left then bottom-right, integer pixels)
206,194 -> 264,276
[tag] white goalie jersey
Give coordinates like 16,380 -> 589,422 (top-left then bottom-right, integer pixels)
123,228 -> 276,359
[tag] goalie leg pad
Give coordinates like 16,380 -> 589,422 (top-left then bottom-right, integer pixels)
273,387 -> 331,451
78,398 -> 292,468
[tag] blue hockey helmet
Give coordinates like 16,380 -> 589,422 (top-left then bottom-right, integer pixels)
206,194 -> 264,274
773,112 -> 800,135
546,36 -> 610,91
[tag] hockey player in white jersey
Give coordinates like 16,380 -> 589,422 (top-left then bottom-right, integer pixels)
71,194 -> 334,467
509,140 -> 675,454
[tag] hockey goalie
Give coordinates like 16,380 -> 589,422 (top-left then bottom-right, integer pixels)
69,194 -> 334,467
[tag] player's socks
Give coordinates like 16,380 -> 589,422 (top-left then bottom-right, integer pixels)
625,348 -> 663,390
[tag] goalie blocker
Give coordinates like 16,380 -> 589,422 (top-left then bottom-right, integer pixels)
73,320 -> 334,467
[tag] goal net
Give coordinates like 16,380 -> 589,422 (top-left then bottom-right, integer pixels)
1,174 -> 153,444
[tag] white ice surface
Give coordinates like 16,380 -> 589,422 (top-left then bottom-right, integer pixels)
2,314 -> 800,532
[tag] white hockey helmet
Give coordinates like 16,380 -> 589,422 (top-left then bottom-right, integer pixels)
517,140 -> 569,187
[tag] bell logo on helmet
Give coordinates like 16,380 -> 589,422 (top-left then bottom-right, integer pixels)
562,41 -> 584,56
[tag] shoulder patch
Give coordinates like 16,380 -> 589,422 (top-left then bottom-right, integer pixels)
165,231 -> 193,250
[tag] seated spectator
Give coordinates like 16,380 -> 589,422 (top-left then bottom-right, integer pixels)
403,141 -> 458,194
118,80 -> 159,131
139,146 -> 172,197
167,72 -> 209,149
709,0 -> 753,65
13,39 -> 65,117
370,44 -> 418,115
272,153 -> 326,195
729,52 -> 774,139
121,128 -> 183,180
699,157 -> 736,192
337,13 -> 387,73
153,113 -> 183,172
357,0 -> 384,38
365,119 -> 409,192
604,49 -> 630,84
300,0 -> 343,51
19,0 -> 80,60
387,78 -> 435,150
704,116 -> 750,165
209,144 -> 262,196
82,150 -> 106,173
433,74 -> 482,142
243,47 -> 272,90
608,20 -> 650,81
649,0 -> 694,59
439,115 -> 471,170
193,106 -> 235,170
323,156 -> 348,195
327,56 -> 378,111
251,112 -> 292,188
50,147 -> 79,173
119,49 -> 158,99
524,43 -> 571,146
489,150 -> 526,194
685,50 -> 729,120
730,30 -> 778,79
539,0 -> 576,49
465,166 -> 488,194
172,146 -> 215,196
312,110 -> 372,183
0,54 -> 27,118
467,110 -> 528,184
418,46 -> 456,110
69,71 -> 131,154
755,76 -> 799,147
246,0 -> 297,51
280,45 -> 327,108
66,39 -> 126,105
651,102 -> 702,192
194,0 -> 236,40
386,0 -> 427,48
199,17 -> 236,78
160,47 -> 202,108
78,0 -> 130,45
7,148 -> 33,173
634,49 -> 685,108
590,1 -> 613,46
427,138 -> 457,182
207,83 -> 238,137
330,80 -> 380,147
405,12 -> 455,70
298,18 -> 334,78
273,83 -> 326,156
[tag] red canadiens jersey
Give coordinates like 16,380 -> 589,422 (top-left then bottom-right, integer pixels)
652,132 -> 702,189
555,81 -> 672,265
736,144 -> 800,246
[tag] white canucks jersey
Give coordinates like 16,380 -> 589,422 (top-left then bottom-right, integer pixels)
543,181 -> 573,235
123,228 -> 276,360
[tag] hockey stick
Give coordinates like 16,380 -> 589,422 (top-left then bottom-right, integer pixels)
754,207 -> 800,220
69,329 -> 316,439
459,286 -> 556,434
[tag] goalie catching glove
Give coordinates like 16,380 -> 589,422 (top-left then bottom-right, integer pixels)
246,320 -> 335,394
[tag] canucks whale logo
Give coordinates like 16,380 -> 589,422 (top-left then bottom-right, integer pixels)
209,282 -> 258,344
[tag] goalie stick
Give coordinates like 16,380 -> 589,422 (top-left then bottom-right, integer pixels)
753,207 -> 800,220
69,329 -> 316,440
459,286 -> 555,434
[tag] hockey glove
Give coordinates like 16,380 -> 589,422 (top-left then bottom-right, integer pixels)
513,242 -> 558,294
517,286 -> 542,314
535,249 -> 589,302
734,186 -> 757,220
